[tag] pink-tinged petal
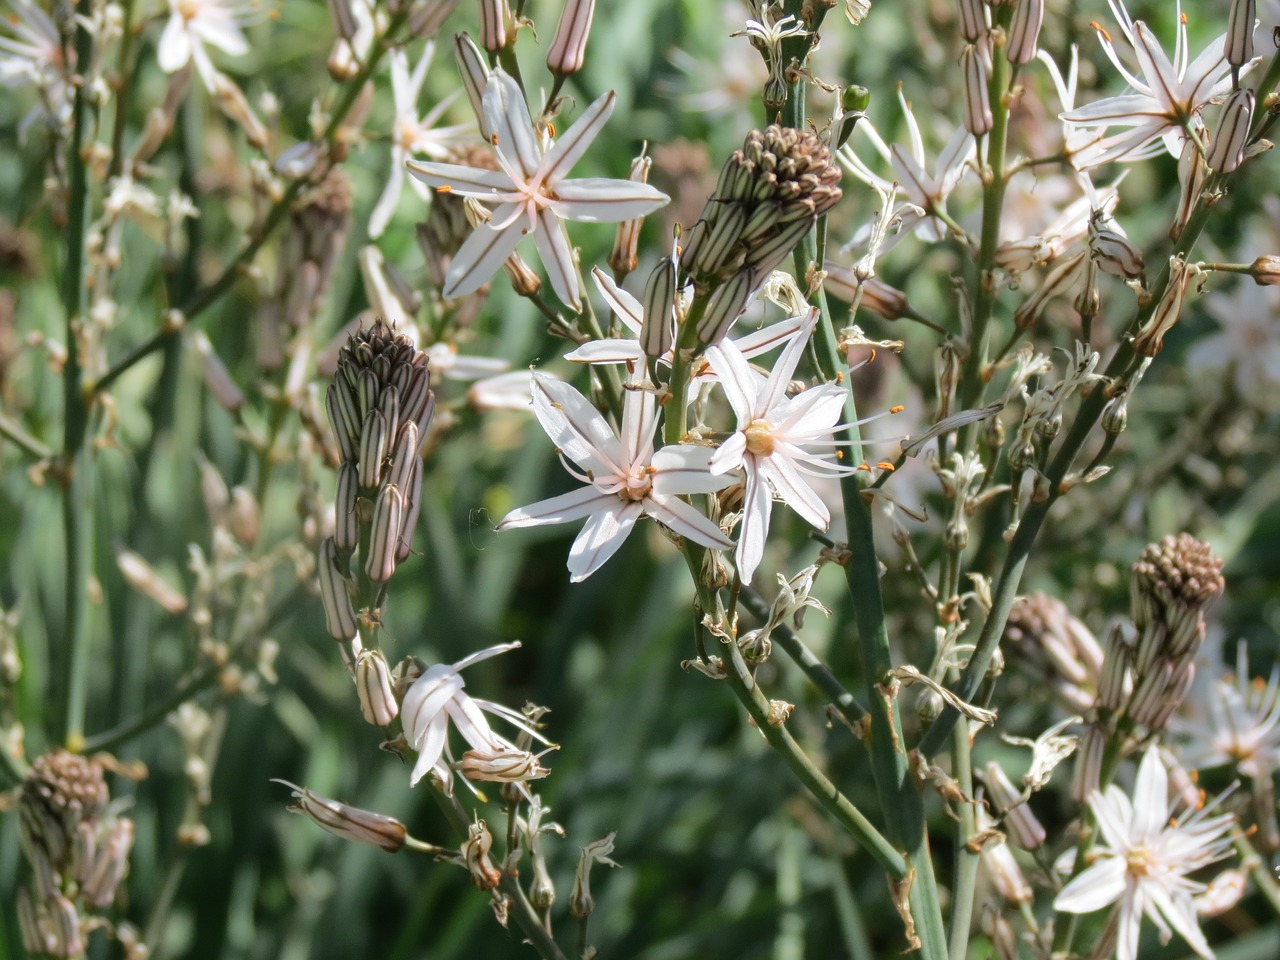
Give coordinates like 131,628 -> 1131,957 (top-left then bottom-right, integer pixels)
618,387 -> 657,471
551,178 -> 671,223
651,445 -> 737,495
1145,885 -> 1213,959
538,89 -> 615,186
590,266 -> 643,332
564,339 -> 644,364
1130,21 -> 1181,112
1130,747 -> 1169,844
759,455 -> 830,530
735,462 -> 772,585
1062,93 -> 1167,125
195,17 -> 249,59
530,374 -> 621,474
496,486 -> 617,530
369,157 -> 406,239
405,160 -> 516,196
484,69 -> 541,179
534,208 -> 582,311
935,128 -> 976,196
566,500 -> 642,581
759,309 -> 818,414
157,15 -> 191,72
645,493 -> 734,549
705,342 -> 761,424
735,315 -> 807,358
709,432 -> 747,475
1054,856 -> 1127,913
442,213 -> 526,299
889,144 -> 935,207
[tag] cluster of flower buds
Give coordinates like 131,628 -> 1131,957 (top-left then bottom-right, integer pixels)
319,322 -> 434,644
17,751 -> 135,958
1003,592 -> 1104,714
1106,534 -> 1225,731
671,125 -> 842,344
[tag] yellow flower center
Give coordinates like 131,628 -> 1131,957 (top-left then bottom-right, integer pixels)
622,467 -> 653,501
745,419 -> 776,457
1125,847 -> 1154,877
179,0 -> 201,22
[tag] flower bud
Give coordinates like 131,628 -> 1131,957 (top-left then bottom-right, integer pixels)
1225,0 -> 1256,68
358,409 -> 389,488
228,486 -> 260,547
1007,0 -> 1044,64
1130,533 -> 1224,661
355,648 -> 399,726
608,151 -> 651,279
1096,624 -> 1132,712
1250,254 -> 1280,285
1171,136 -> 1208,240
961,44 -> 992,135
641,256 -> 677,358
365,484 -> 403,582
397,459 -> 423,561
479,0 -> 511,52
276,780 -> 407,852
191,330 -> 244,411
1101,391 -> 1128,436
326,381 -> 361,463
1208,87 -> 1255,173
696,270 -> 753,345
334,462 -> 360,551
461,744 -> 551,783
547,0 -> 595,77
980,763 -> 1046,851
318,538 -> 358,640
503,250 -> 543,297
1071,724 -> 1106,802
975,808 -> 1032,904
958,0 -> 986,41
115,548 -> 188,615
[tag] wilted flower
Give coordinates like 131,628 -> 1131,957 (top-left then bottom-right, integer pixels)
275,780 -> 408,852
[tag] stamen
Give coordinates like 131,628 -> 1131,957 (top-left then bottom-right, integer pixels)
1090,20 -> 1112,42
436,185 -> 452,193
876,462 -> 896,471
491,133 -> 499,146
890,404 -> 905,414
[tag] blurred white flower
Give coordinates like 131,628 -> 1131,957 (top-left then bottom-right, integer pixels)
1061,0 -> 1254,168
496,374 -> 733,582
407,68 -> 670,310
402,642 -> 548,788
157,0 -> 256,81
1176,643 -> 1280,778
1054,745 -> 1236,960
1188,280 -> 1280,400
0,0 -> 68,128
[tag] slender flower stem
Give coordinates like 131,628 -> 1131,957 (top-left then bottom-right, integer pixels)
59,0 -> 99,751
107,0 -> 139,182
0,412 -> 53,460
736,585 -> 868,724
947,721 -> 980,960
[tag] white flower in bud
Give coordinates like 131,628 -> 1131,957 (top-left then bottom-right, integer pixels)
1071,724 -> 1106,802
1208,87 -> 1255,173
608,152 -> 652,279
317,538 -> 357,641
640,255 -> 677,359
460,743 -> 551,784
980,762 -> 1046,851
961,44 -> 992,136
365,483 -> 403,582
957,0 -> 986,42
355,648 -> 399,726
191,330 -> 244,411
1007,0 -> 1044,65
1225,0 -> 1256,68
975,806 -> 1032,904
547,0 -> 595,77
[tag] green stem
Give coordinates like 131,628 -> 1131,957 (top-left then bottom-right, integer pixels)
947,721 -> 979,960
59,0 -> 98,750
106,0 -> 138,181
0,412 -> 53,460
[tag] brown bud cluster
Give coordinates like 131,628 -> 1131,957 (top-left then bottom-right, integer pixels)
1004,592 -> 1103,713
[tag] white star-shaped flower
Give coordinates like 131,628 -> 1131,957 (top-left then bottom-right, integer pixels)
496,375 -> 733,582
1054,745 -> 1236,960
157,0 -> 255,79
1060,0 -> 1257,168
406,68 -> 670,311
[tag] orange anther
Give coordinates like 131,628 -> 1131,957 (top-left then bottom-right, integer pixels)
890,404 -> 905,414
1090,20 -> 1112,42
876,462 -> 896,471
436,185 -> 452,193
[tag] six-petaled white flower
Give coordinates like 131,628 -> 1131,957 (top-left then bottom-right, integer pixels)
496,374 -> 733,582
703,309 -> 852,584
157,0 -> 256,82
1054,745 -> 1236,960
401,642 -> 550,789
407,68 -> 670,311
1176,643 -> 1280,779
1060,0 -> 1256,168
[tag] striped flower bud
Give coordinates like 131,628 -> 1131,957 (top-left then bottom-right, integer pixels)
641,255 -> 677,358
479,0 -> 511,52
1250,254 -> 1280,285
276,780 -> 407,852
461,744 -> 551,783
1171,136 -> 1208,240
958,0 -> 986,42
1225,0 -> 1255,68
365,484 -> 404,583
696,270 -> 753,345
1133,257 -> 1195,356
318,538 -> 358,640
1071,724 -> 1106,802
547,0 -> 595,77
355,649 -> 399,726
1208,87 -> 1254,173
1088,212 -> 1144,282
980,763 -> 1045,851
1096,624 -> 1133,712
1007,0 -> 1044,65
961,44 -> 992,136
608,151 -> 652,279
334,463 -> 360,551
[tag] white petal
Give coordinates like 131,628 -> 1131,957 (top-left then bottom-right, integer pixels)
538,90 -> 615,186
651,445 -> 737,495
484,69 -> 541,179
735,315 -> 807,358
590,266 -> 643,333
195,17 -> 248,58
1117,889 -> 1143,960
157,16 -> 191,72
645,493 -> 734,549
1146,884 -> 1213,959
709,432 -> 747,475
442,212 -> 526,299
368,157 -> 405,239
566,501 -> 642,581
552,178 -> 671,223
705,341 -> 761,424
409,718 -> 448,786
1062,93 -> 1167,125
405,160 -> 516,197
619,387 -> 657,471
1131,746 -> 1169,843
1131,21 -> 1181,112
530,374 -> 621,473
735,463 -> 772,585
1054,856 -> 1128,913
445,694 -> 502,752
534,208 -> 581,310
759,309 -> 818,414
564,339 -> 645,364
773,384 -> 846,437
497,486 -> 617,530
760,454 -> 830,530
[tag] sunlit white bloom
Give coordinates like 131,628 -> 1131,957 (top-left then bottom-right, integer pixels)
157,0 -> 256,82
703,309 -> 853,584
1054,746 -> 1236,960
401,642 -> 549,788
496,375 -> 733,582
425,342 -> 511,382
564,266 -> 806,376
1061,0 -> 1256,168
407,68 -> 669,310
838,89 -> 974,246
1176,643 -> 1280,777
0,0 -> 69,128
369,45 -> 474,238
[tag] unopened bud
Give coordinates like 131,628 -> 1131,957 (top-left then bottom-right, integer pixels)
318,538 -> 357,640
1250,254 -> 1280,285
696,271 -> 753,345
503,251 -> 543,297
1172,136 -> 1208,240
276,780 -> 407,852
608,151 -> 651,278
228,486 -> 260,547
365,484 -> 403,582
961,44 -> 993,136
1101,391 -> 1129,436
1225,0 -> 1256,67
641,256 -> 677,358
981,762 -> 1046,850
478,0 -> 511,52
958,0 -> 986,41
1071,724 -> 1106,802
355,649 -> 399,726
547,0 -> 595,77
981,906 -> 1019,960
1097,624 -> 1132,711
1208,87 -> 1255,172
207,70 -> 268,149
192,330 -> 244,411
461,744 -> 551,783
334,462 -> 360,551
116,548 -> 188,615
1007,0 -> 1044,64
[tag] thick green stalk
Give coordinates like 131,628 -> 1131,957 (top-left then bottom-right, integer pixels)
946,722 -> 980,960
59,0 -> 98,750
